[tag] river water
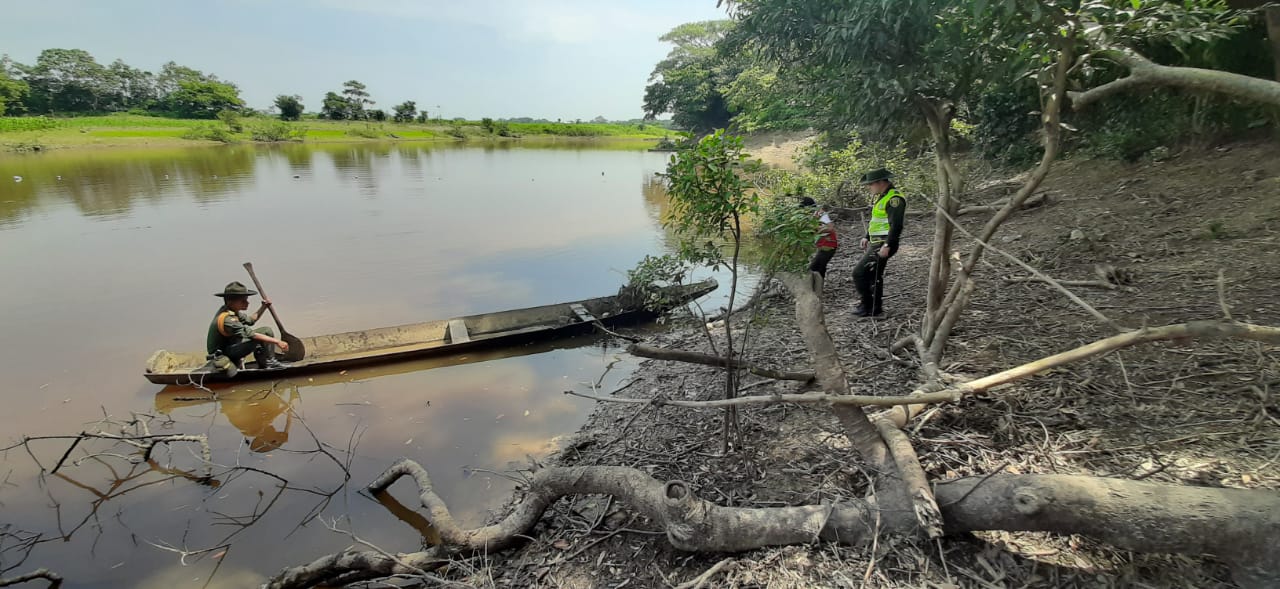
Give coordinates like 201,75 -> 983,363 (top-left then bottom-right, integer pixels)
0,141 -> 753,587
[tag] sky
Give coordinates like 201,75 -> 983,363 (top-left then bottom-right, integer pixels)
3,0 -> 729,120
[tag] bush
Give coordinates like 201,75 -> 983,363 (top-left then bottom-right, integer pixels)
182,122 -> 236,143
345,124 -> 385,139
791,133 -> 935,208
447,124 -> 467,139
0,116 -> 64,133
250,121 -> 306,142
216,109 -> 244,133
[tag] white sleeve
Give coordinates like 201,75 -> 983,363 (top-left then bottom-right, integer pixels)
819,213 -> 832,224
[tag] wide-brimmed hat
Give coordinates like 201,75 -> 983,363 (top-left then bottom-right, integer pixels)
214,281 -> 258,298
859,168 -> 893,185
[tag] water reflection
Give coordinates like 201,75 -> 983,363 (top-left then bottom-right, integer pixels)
157,385 -> 298,453
0,147 -> 259,226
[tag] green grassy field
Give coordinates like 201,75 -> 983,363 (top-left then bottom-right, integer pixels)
0,113 -> 673,151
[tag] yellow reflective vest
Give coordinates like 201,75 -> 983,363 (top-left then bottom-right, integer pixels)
867,188 -> 902,238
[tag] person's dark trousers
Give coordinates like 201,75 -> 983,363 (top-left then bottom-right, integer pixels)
853,245 -> 890,313
809,247 -> 836,278
223,327 -> 278,367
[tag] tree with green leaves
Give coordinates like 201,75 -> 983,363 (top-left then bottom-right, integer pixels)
105,59 -> 155,111
661,129 -> 764,451
274,95 -> 304,121
19,48 -> 111,113
320,91 -> 350,120
643,20 -> 741,132
0,65 -> 28,116
168,78 -> 243,119
342,80 -> 372,120
392,100 -> 417,123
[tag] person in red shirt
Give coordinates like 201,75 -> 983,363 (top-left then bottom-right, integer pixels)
800,196 -> 838,279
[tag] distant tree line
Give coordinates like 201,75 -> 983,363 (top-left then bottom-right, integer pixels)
0,49 -> 435,124
0,49 -> 243,118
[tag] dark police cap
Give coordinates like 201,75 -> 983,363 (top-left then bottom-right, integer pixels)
859,168 -> 893,185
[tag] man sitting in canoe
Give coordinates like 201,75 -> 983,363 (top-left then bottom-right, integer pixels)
208,281 -> 290,373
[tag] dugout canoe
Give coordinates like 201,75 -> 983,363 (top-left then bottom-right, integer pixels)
143,279 -> 717,385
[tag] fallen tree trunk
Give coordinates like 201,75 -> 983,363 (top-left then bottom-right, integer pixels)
266,463 -> 1280,589
937,474 -> 1280,588
627,343 -> 814,382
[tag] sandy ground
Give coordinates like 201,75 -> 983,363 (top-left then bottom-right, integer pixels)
744,131 -> 816,170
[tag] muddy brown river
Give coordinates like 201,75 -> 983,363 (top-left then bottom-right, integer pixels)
0,141 -> 752,587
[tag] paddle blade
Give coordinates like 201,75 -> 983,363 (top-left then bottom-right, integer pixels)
281,332 -> 306,362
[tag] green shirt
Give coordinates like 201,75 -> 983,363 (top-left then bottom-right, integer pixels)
206,307 -> 257,355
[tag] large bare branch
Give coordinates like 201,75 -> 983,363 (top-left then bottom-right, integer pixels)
780,273 -> 890,467
880,320 -> 1280,428
876,421 -> 943,539
1069,44 -> 1280,110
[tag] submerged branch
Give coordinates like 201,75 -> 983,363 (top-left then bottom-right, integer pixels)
0,569 -> 63,589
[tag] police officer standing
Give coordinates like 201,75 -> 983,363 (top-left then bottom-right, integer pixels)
854,168 -> 906,317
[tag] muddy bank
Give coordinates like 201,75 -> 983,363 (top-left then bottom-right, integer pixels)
744,131 -> 815,170
366,140 -> 1280,588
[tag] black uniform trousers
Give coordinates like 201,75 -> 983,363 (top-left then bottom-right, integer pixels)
853,241 -> 890,312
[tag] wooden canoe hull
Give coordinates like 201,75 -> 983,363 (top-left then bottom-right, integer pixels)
144,279 -> 716,385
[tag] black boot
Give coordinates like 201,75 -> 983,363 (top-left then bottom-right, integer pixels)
854,303 -> 872,317
256,346 -> 290,370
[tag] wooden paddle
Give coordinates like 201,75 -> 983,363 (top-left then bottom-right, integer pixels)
242,262 -> 306,362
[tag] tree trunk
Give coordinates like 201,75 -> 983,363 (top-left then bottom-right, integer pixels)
780,274 -> 890,468
919,98 -> 959,346
928,42 -> 1073,361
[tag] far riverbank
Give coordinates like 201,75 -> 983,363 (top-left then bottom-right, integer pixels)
0,114 -> 674,153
